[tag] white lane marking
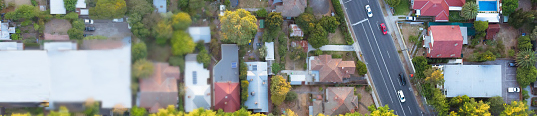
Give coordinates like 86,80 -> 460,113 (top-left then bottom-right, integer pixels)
387,50 -> 391,58
366,20 -> 407,116
353,19 -> 368,26
344,0 -> 352,4
360,23 -> 393,103
408,106 -> 412,114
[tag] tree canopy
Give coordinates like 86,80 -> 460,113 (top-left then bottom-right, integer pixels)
501,101 -> 528,116
132,59 -> 154,79
266,12 -> 283,31
502,0 -> 519,16
5,5 -> 38,20
356,60 -> 368,75
508,9 -> 534,29
425,69 -> 444,85
153,19 -> 174,45
457,99 -> 491,116
516,50 -> 537,68
474,21 -> 489,32
220,9 -> 258,45
516,66 -> 537,87
132,42 -> 148,63
319,16 -> 340,33
64,0 -> 77,12
89,0 -> 127,19
67,28 -> 84,40
127,0 -> 153,15
487,96 -> 505,115
309,24 -> 329,48
271,75 -> 291,105
130,106 -> 147,116
256,8 -> 268,18
171,31 -> 195,56
368,105 -> 397,116
461,2 -> 479,19
171,12 -> 192,30
296,13 -> 316,34
197,49 -> 211,68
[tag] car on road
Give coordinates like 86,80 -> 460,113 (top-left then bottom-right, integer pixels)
508,87 -> 520,92
397,90 -> 406,102
83,34 -> 93,37
508,62 -> 517,67
85,26 -> 95,31
380,23 -> 387,35
399,73 -> 406,86
84,19 -> 93,24
365,5 -> 373,17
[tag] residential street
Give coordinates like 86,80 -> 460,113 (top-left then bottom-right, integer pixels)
341,0 -> 422,115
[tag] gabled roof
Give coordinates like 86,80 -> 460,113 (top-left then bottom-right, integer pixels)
139,62 -> 180,113
412,0 -> 465,21
213,44 -> 239,82
309,55 -> 355,82
265,42 -> 275,61
185,54 -> 211,112
427,25 -> 463,58
324,87 -> 358,115
244,62 -> 269,112
50,0 -> 66,14
214,82 -> 240,112
486,24 -> 500,40
153,0 -> 167,13
188,27 -> 211,43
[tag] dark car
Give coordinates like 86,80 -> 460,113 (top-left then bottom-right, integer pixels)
508,62 -> 517,67
85,27 -> 95,31
399,73 -> 406,86
83,34 -> 93,37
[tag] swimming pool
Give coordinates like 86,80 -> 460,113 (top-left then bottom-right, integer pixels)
478,1 -> 497,11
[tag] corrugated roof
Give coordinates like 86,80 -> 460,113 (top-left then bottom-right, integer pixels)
265,42 -> 275,60
213,44 -> 239,82
153,0 -> 167,13
76,0 -> 86,8
50,0 -> 66,14
188,27 -> 211,43
244,62 -> 269,112
184,54 -> 211,112
443,65 -> 502,97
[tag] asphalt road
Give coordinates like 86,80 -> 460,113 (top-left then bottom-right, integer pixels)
342,0 -> 422,115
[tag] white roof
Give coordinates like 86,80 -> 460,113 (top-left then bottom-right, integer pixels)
188,27 -> 211,43
184,54 -> 211,112
0,42 -> 22,50
44,42 -> 77,51
449,6 -> 462,10
0,40 -> 132,108
443,65 -> 502,97
290,75 -> 306,85
50,0 -> 66,14
79,9 -> 89,15
76,0 -> 86,8
476,13 -> 500,23
244,62 -> 269,112
265,42 -> 274,60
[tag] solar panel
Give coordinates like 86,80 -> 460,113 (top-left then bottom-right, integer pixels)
252,65 -> 257,71
231,62 -> 237,68
193,71 -> 197,84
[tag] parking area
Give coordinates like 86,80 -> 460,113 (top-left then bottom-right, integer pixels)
84,19 -> 131,40
465,59 -> 520,103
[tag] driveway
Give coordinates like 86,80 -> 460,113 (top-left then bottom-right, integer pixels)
85,19 -> 131,40
464,59 -> 520,103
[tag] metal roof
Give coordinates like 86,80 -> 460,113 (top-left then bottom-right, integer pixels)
188,27 -> 211,43
443,65 -> 502,98
153,0 -> 167,13
50,0 -> 66,14
0,42 -> 22,50
184,54 -> 211,112
244,62 -> 269,112
213,44 -> 239,82
76,0 -> 86,8
265,42 -> 274,60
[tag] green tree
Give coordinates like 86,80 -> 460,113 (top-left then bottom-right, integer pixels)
518,36 -> 533,50
296,13 -> 316,34
474,21 -> 489,32
508,9 -> 534,29
49,106 -> 71,116
516,66 -> 537,87
127,0 -> 153,15
272,63 -> 282,74
131,21 -> 151,39
179,0 -> 189,10
197,49 -> 211,68
368,105 -> 396,116
384,0 -> 401,7
450,95 -> 471,108
168,55 -> 185,72
530,26 -> 537,40
266,12 -> 283,31
220,9 -> 258,45
516,50 -> 537,68
132,59 -> 154,79
256,8 -> 267,17
473,51 -> 496,62
502,0 -> 518,16
153,19 -> 174,45
240,80 -> 249,106
461,2 -> 479,19
318,16 -> 340,33
5,5 -> 38,20
501,101 -> 528,116
233,108 -> 252,116
130,106 -> 147,116
64,12 -> 79,21
64,0 -> 77,12
239,60 -> 248,80
171,31 -> 195,56
356,60 -> 367,75
309,24 -> 328,48
84,100 -> 100,116
487,96 -> 505,115
271,75 -> 291,105
425,69 -> 444,85
71,19 -> 85,30
430,88 -> 449,115
187,0 -> 204,16
132,42 -> 148,63
89,0 -> 127,19
285,91 -> 298,102
67,28 -> 83,40
171,12 -> 192,30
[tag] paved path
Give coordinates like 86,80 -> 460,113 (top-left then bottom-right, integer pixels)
307,44 -> 355,51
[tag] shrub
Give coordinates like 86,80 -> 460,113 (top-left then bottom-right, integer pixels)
314,49 -> 323,55
285,91 -> 298,102
272,63 -> 282,74
365,85 -> 372,92
356,60 -> 368,75
168,55 -> 185,72
256,8 -> 267,18
332,54 -> 342,58
523,89 -> 530,100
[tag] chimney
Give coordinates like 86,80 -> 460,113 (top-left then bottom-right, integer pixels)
225,102 -> 228,105
188,96 -> 191,98
334,96 -> 338,100
255,102 -> 258,105
452,26 -> 454,29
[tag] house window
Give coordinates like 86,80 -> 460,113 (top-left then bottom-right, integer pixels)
252,65 -> 257,71
193,71 -> 197,84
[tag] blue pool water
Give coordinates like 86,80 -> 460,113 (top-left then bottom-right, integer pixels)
479,1 -> 497,11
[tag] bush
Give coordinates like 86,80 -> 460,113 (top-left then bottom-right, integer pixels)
168,55 -> 185,72
332,54 -> 342,58
285,91 -> 298,102
240,80 -> 249,105
523,89 -> 530,100
31,0 -> 37,6
508,49 -> 515,57
272,63 -> 283,74
132,42 -> 148,63
256,8 -> 267,18
314,49 -> 323,55
365,85 -> 372,92
356,60 -> 368,75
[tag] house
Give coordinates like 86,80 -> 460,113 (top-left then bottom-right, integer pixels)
411,0 -> 465,22
486,24 -> 500,40
273,0 -> 307,18
423,25 -> 463,58
0,38 -> 132,109
213,44 -> 240,112
439,65 -> 502,97
184,54 -> 211,112
476,0 -> 501,23
50,0 -> 66,14
0,42 -> 23,50
291,40 -> 308,53
244,62 -> 269,113
323,87 -> 358,115
154,0 -> 167,13
265,42 -> 275,61
290,75 -> 306,85
138,62 -> 180,113
308,55 -> 355,82
289,24 -> 304,37
188,27 -> 211,43
76,0 -> 86,8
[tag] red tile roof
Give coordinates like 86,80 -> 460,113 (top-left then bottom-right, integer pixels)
412,0 -> 465,21
139,62 -> 181,113
214,82 -> 240,112
324,87 -> 358,115
427,25 -> 463,58
486,24 -> 500,40
310,55 -> 356,82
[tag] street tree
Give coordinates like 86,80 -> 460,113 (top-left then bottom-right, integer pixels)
502,0 -> 518,16
516,50 -> 537,68
319,16 -> 340,33
171,31 -> 195,56
501,101 -> 529,116
89,0 -> 127,19
296,13 -> 316,34
461,2 -> 479,19
220,9 -> 258,45
270,75 -> 291,105
171,12 -> 192,30
368,105 -> 396,116
516,66 -> 537,87
132,42 -> 148,63
309,24 -> 328,48
132,59 -> 154,79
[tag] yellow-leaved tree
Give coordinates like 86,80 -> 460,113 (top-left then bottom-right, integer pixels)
283,109 -> 298,116
424,68 -> 444,85
501,101 -> 528,116
270,75 -> 291,105
219,9 -> 258,45
368,105 -> 396,116
11,113 -> 31,116
457,100 -> 491,116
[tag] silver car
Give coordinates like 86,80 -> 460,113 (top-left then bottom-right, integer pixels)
365,5 -> 373,17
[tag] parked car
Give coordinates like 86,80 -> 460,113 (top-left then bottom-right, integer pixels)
380,23 -> 387,35
84,19 -> 93,24
365,5 -> 373,17
397,90 -> 406,102
508,87 -> 520,92
85,26 -> 95,31
83,34 -> 93,37
406,16 -> 416,21
508,62 -> 517,67
112,18 -> 123,22
399,73 -> 406,86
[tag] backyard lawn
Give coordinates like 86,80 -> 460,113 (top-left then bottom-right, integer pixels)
393,0 -> 410,15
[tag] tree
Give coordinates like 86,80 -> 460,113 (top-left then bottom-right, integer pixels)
473,51 -> 496,62
64,0 -> 77,12
187,0 -> 204,16
67,28 -> 84,40
239,60 -> 248,80
518,36 -> 533,50
142,12 -> 163,29
487,96 -> 505,115
285,91 -> 298,102
284,109 -> 298,116
516,66 -> 537,87
4,5 -> 38,20
296,13 -> 316,34
130,106 -> 147,116
516,50 -> 537,68
171,31 -> 195,55
132,59 -> 154,79
127,0 -> 153,15
84,99 -> 100,116
458,99 -> 491,116
356,60 -> 367,75
474,21 -> 489,32
430,88 -> 449,115
49,106 -> 71,116
71,20 -> 85,30
461,2 -> 479,19
89,0 -> 127,19
132,42 -> 148,63
168,55 -> 185,72
240,80 -> 249,106
318,16 -> 340,33
220,9 -> 258,45
233,108 -> 252,116
197,49 -> 211,68
171,12 -> 192,30
530,26 -> 537,40
150,105 -> 185,116
179,0 -> 189,10
501,101 -> 528,116
153,19 -> 174,45
256,8 -> 267,17
266,12 -> 283,31
508,9 -> 534,29
425,69 -> 444,85
309,24 -> 328,48
385,0 -> 401,7
502,0 -> 518,16
450,95 -> 471,108
258,45 -> 267,59
368,105 -> 396,116
271,75 -> 291,105
64,12 -> 79,21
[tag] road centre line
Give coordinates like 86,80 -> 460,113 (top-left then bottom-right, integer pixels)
353,19 -> 368,26
360,23 -> 393,103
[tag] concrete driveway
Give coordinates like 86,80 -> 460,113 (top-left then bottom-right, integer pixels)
465,59 -> 520,103
85,19 -> 131,40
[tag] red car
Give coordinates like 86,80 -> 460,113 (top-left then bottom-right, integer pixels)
380,23 -> 387,35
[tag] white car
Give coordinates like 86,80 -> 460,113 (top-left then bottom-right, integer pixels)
397,90 -> 406,102
365,5 -> 373,17
406,16 -> 416,21
508,87 -> 520,92
84,19 -> 93,24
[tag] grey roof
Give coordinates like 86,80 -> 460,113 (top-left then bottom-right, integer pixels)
153,0 -> 167,13
188,27 -> 211,43
244,62 -> 269,112
213,44 -> 239,82
443,65 -> 502,97
50,0 -> 66,14
460,27 -> 468,44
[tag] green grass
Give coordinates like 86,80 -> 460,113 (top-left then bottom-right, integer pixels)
394,0 -> 410,15
449,11 -> 467,22
147,42 -> 172,62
